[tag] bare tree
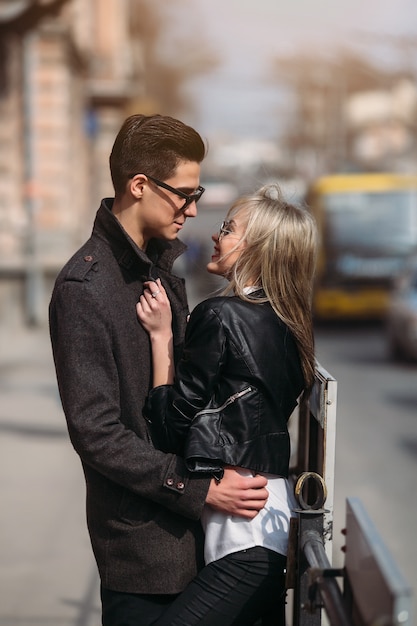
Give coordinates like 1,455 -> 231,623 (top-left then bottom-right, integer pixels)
270,48 -> 404,173
127,0 -> 219,118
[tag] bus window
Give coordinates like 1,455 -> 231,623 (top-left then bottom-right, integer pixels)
324,190 -> 417,252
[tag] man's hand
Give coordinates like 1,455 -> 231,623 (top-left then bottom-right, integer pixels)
205,467 -> 268,519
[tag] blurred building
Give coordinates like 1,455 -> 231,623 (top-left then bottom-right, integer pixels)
275,53 -> 417,180
346,78 -> 417,171
0,0 -> 142,324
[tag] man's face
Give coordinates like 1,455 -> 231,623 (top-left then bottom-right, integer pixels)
139,160 -> 201,245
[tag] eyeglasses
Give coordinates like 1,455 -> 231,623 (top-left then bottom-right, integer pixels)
140,174 -> 205,210
218,221 -> 234,240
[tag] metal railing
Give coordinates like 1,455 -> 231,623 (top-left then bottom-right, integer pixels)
288,472 -> 413,626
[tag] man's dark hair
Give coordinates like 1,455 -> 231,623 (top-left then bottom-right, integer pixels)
109,114 -> 207,195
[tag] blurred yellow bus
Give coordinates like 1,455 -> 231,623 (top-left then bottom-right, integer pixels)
306,172 -> 417,320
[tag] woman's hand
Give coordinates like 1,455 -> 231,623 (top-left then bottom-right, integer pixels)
137,279 -> 174,386
136,279 -> 172,339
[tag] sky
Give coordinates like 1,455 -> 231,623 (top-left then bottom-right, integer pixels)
169,0 -> 417,142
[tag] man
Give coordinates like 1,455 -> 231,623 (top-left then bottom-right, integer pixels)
49,114 -> 268,625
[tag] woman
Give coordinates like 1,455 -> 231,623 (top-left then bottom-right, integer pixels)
136,183 -> 318,625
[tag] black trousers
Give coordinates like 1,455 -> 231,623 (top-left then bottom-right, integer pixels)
101,547 -> 287,626
101,587 -> 178,626
154,546 -> 287,626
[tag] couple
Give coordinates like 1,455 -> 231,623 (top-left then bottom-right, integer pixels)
49,114 -> 318,625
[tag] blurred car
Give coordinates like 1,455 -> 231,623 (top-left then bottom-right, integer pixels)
386,260 -> 417,361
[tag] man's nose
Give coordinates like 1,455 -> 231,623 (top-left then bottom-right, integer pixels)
183,201 -> 198,218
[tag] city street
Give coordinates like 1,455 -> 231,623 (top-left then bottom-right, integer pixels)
1,0 -> 417,625
0,323 -> 101,626
314,323 -> 417,594
0,317 -> 416,625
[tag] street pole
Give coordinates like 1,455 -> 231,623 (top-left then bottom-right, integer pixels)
23,31 -> 44,326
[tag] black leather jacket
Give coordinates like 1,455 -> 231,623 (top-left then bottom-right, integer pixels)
145,291 -> 305,479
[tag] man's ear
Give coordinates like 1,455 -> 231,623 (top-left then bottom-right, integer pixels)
129,174 -> 146,199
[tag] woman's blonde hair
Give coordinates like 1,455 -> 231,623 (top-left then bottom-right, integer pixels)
222,183 -> 318,391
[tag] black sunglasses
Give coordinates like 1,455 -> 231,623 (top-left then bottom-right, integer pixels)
132,173 -> 205,210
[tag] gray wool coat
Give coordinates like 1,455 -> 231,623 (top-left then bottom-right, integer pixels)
49,199 -> 210,594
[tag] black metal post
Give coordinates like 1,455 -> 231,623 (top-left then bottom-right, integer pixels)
294,509 -> 351,626
293,510 -> 324,626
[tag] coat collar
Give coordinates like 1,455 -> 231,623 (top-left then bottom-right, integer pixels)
94,198 -> 187,276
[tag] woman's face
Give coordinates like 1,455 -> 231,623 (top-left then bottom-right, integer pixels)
207,210 -> 247,277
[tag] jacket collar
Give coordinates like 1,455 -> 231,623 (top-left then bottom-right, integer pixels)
242,287 -> 266,300
93,198 -> 187,276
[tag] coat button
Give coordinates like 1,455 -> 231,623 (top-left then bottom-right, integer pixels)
176,482 -> 185,490
166,477 -> 174,486
84,255 -> 93,262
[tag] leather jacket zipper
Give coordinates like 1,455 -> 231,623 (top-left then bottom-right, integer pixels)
194,386 -> 253,418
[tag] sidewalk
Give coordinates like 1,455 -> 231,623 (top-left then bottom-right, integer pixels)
0,322 -> 101,626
